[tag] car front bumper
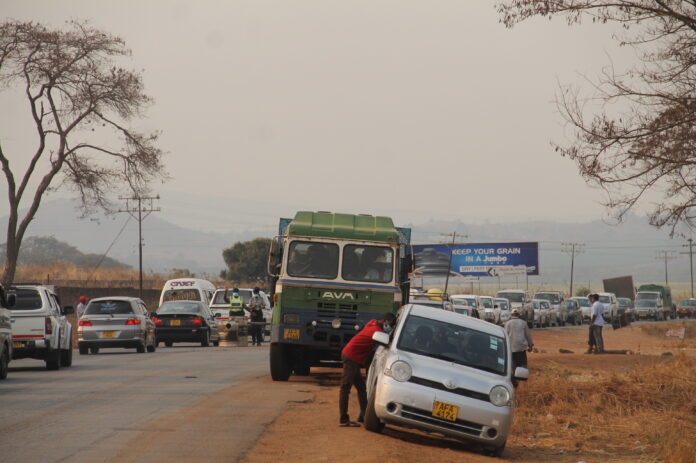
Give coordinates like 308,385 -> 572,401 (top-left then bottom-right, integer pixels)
373,375 -> 512,447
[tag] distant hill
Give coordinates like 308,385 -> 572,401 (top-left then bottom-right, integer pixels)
0,236 -> 129,268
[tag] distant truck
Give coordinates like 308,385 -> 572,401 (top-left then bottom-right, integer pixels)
266,211 -> 412,381
635,284 -> 674,321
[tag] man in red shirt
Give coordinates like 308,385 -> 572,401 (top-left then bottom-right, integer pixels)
339,312 -> 396,427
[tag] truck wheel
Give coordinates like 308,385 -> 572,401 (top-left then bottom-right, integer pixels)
0,348 -> 8,380
46,349 -> 61,370
60,339 -> 73,367
270,343 -> 292,381
364,390 -> 384,433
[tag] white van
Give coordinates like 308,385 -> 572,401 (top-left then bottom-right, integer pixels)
159,279 -> 216,307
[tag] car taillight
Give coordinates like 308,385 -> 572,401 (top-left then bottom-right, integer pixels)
189,317 -> 203,326
152,317 -> 163,326
125,318 -> 141,325
45,317 -> 53,334
78,320 -> 92,326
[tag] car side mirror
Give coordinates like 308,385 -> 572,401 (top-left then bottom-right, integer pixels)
372,331 -> 390,346
63,305 -> 75,315
513,366 -> 529,381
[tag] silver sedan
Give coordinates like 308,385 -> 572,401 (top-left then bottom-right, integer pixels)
364,304 -> 528,457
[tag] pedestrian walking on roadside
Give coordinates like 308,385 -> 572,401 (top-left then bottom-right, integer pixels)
504,308 -> 534,374
77,296 -> 88,318
338,312 -> 396,427
247,287 -> 265,346
587,294 -> 605,354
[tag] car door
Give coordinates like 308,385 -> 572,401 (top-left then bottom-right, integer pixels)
47,291 -> 67,349
138,301 -> 154,345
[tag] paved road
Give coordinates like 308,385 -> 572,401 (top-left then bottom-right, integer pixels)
0,345 -> 310,463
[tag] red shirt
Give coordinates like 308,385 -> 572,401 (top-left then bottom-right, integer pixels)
342,319 -> 384,365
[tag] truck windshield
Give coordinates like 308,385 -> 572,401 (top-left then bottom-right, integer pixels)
342,245 -> 393,283
7,289 -> 43,310
497,292 -> 524,302
636,300 -> 656,307
287,241 -> 339,279
397,314 -> 506,375
637,293 -> 659,301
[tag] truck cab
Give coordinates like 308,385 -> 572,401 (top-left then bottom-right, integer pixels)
7,285 -> 74,370
267,211 -> 411,381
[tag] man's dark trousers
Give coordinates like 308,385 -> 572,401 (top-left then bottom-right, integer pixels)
339,354 -> 367,424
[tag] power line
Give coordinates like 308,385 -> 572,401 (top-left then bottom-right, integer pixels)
655,250 -> 677,286
85,216 -> 132,282
561,242 -> 584,297
681,238 -> 694,298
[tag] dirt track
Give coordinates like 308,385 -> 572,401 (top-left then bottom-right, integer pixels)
242,321 -> 696,463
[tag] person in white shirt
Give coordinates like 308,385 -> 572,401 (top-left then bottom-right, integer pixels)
587,294 -> 605,354
504,308 -> 534,373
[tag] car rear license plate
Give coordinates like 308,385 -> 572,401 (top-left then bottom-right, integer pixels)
432,401 -> 458,422
12,341 -> 24,348
101,331 -> 117,338
170,320 -> 181,326
284,328 -> 300,340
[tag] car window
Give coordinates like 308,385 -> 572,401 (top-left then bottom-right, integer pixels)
397,314 -> 506,375
287,241 -> 339,279
342,245 -> 394,283
85,300 -> 135,315
7,288 -> 44,310
157,301 -> 203,314
162,289 -> 202,303
496,292 -> 524,302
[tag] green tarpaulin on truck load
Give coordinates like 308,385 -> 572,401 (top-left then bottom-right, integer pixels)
287,211 -> 399,243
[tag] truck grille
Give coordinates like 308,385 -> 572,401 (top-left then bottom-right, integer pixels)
317,302 -> 358,320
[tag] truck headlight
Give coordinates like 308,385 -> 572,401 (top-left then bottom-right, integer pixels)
331,318 -> 342,329
490,385 -> 510,406
385,360 -> 412,382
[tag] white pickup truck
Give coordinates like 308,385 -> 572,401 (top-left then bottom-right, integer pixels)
8,285 -> 74,370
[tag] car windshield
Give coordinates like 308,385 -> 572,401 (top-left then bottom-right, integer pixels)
495,300 -> 509,310
599,295 -> 611,303
287,241 -> 339,279
342,245 -> 393,283
535,293 -> 561,304
85,300 -> 134,315
7,288 -> 44,310
397,314 -> 506,375
480,298 -> 493,308
497,292 -> 524,302
453,307 -> 471,315
212,289 -> 254,305
451,297 -> 476,307
573,298 -> 590,307
162,289 -> 201,303
618,299 -> 631,307
158,301 -> 203,313
678,299 -> 696,306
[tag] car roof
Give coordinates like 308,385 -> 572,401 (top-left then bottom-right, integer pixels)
90,296 -> 142,303
450,294 -> 478,298
405,304 -> 505,337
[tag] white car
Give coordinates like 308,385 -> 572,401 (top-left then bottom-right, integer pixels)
597,292 -> 618,322
494,298 -> 511,325
478,296 -> 498,324
569,296 -> 591,322
210,288 -> 272,336
364,304 -> 528,457
450,294 -> 481,317
531,299 -> 551,328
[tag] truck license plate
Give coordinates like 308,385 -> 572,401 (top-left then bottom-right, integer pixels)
432,401 -> 459,422
12,342 -> 24,348
101,331 -> 117,338
284,328 -> 300,340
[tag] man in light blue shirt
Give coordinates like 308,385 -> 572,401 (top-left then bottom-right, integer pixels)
588,294 -> 605,354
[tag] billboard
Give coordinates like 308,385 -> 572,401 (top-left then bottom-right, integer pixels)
412,242 -> 539,277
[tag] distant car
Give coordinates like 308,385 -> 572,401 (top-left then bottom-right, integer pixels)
597,292 -> 618,322
364,304 -> 528,457
154,300 -> 220,347
533,291 -> 567,326
676,299 -> 696,319
531,299 -> 550,328
496,290 -> 533,328
0,285 -> 12,380
635,299 -> 660,320
569,296 -> 591,322
617,297 -> 634,321
479,296 -> 499,324
494,298 -> 511,325
210,288 -> 272,336
451,303 -> 479,318
411,300 -> 454,311
78,297 -> 157,354
562,299 -> 583,325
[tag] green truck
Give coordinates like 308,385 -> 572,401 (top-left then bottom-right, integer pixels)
266,211 -> 412,381
635,284 -> 674,320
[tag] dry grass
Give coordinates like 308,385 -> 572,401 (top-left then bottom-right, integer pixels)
514,354 -> 696,462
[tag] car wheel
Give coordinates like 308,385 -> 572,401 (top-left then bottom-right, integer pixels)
212,339 -> 219,347
136,341 -> 146,353
90,346 -> 100,354
200,329 -> 210,347
270,343 -> 292,381
79,345 -> 89,355
45,349 -> 61,370
165,341 -> 173,347
486,441 -> 506,458
0,347 -> 9,380
364,390 -> 384,433
60,338 -> 73,367
147,342 -> 156,352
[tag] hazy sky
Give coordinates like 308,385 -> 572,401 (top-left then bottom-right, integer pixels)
0,1 -> 638,233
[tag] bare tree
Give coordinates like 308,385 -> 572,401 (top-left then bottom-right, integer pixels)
497,1 -> 696,234
0,20 -> 165,285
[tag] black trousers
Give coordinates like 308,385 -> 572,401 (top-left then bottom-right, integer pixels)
339,354 -> 367,424
250,324 -> 263,345
511,350 -> 528,371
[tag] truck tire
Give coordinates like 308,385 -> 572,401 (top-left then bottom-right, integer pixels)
45,349 -> 61,370
270,343 -> 291,381
60,339 -> 73,367
364,390 -> 384,433
0,347 -> 8,380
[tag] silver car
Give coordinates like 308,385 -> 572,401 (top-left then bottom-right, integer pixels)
364,304 -> 528,457
78,297 -> 157,354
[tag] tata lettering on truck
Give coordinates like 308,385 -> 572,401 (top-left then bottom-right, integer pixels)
266,211 -> 412,381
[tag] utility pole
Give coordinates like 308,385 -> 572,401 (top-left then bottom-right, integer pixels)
655,250 -> 677,286
681,238 -> 694,298
561,242 -> 584,297
118,195 -> 160,298
440,232 -> 467,301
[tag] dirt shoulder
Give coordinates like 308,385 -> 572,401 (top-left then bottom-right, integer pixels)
243,321 -> 696,463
